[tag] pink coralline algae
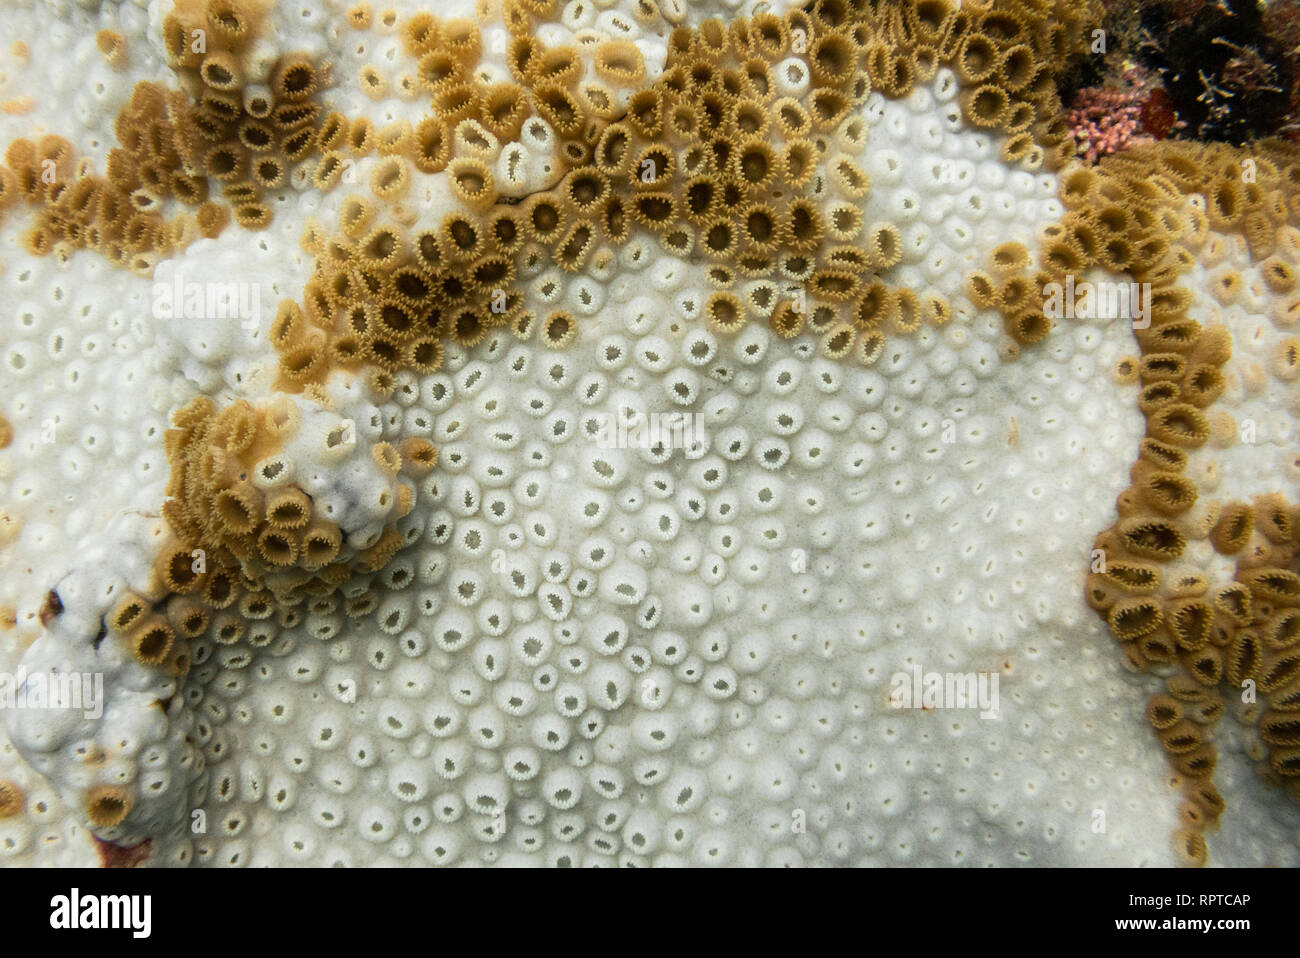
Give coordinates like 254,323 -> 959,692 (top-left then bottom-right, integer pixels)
1067,72 -> 1157,164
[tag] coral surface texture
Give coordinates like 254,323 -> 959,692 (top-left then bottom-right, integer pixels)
0,0 -> 1299,868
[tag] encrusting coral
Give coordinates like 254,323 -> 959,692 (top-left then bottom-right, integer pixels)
1081,137 -> 1300,863
2,0 -> 1299,868
0,0 -> 341,273
262,0 -> 1101,400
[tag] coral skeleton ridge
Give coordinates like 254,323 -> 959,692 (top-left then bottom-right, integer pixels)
0,0 -> 1297,867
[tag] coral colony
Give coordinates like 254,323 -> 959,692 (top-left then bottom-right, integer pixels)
0,0 -> 1297,870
